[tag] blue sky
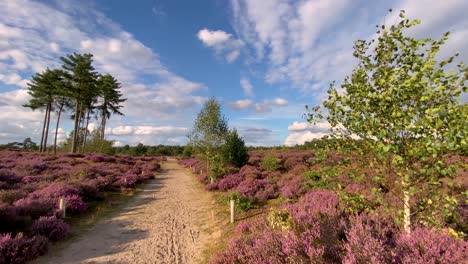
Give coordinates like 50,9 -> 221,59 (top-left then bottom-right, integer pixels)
0,0 -> 467,146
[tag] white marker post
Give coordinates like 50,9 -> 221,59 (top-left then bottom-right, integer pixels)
59,198 -> 66,218
230,199 -> 235,223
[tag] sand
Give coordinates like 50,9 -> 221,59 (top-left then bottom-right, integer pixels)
33,158 -> 221,264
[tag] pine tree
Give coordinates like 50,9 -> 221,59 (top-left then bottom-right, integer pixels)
60,53 -> 98,153
96,74 -> 126,139
222,129 -> 249,167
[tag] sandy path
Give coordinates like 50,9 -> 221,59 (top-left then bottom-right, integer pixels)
34,159 -> 221,264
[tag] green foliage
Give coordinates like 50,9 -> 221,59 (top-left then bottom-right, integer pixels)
96,74 -> 126,140
306,10 -> 467,231
225,192 -> 255,211
339,192 -> 374,214
222,129 -> 249,167
303,170 -> 334,190
188,97 -> 229,154
267,208 -> 293,231
182,145 -> 193,157
208,153 -> 225,180
259,154 -> 278,172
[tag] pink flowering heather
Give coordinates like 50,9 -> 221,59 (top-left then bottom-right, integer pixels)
31,216 -> 70,241
342,212 -> 398,264
287,190 -> 340,227
395,227 -> 468,264
0,233 -> 48,264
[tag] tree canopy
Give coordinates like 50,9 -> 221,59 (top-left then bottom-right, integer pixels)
306,10 -> 467,233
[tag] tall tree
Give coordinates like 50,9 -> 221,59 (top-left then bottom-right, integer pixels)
96,74 -> 126,140
24,68 -> 61,152
60,53 -> 98,153
307,10 -> 467,233
222,129 -> 249,167
50,69 -> 72,154
188,97 -> 229,178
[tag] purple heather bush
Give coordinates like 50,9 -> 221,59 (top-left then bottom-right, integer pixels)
395,227 -> 468,264
30,183 -> 80,199
0,233 -> 48,264
342,212 -> 398,264
206,173 -> 245,191
62,194 -> 88,214
31,216 -> 70,241
115,174 -> 138,189
85,153 -> 116,163
0,170 -> 21,185
236,178 -> 278,202
14,196 -> 56,219
287,190 -> 340,227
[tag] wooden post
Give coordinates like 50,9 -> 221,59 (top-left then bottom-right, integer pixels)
200,169 -> 203,175
230,199 -> 235,223
59,198 -> 66,218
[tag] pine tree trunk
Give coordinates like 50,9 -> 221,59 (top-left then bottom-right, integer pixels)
43,103 -> 51,153
39,106 -> 48,152
101,111 -> 106,140
82,110 -> 90,151
71,101 -> 80,153
54,103 -> 64,155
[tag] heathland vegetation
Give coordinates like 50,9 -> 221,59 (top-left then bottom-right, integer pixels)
0,9 -> 466,264
180,10 -> 467,263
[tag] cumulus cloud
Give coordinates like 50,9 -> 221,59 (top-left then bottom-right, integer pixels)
284,121 -> 331,146
227,98 -> 288,113
284,131 -> 329,146
107,125 -> 188,146
197,28 -> 244,62
198,29 -> 232,46
0,0 -> 206,145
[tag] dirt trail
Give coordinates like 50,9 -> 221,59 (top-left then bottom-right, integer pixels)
34,159 -> 222,264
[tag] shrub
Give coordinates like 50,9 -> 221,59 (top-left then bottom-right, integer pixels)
0,190 -> 27,204
31,216 -> 70,241
236,178 -> 278,202
217,173 -> 244,191
287,190 -> 340,227
14,197 -> 56,219
226,193 -> 255,211
259,154 -> 278,172
0,233 -> 48,264
395,227 -> 468,263
0,203 -> 30,233
222,129 -> 249,168
0,170 -> 21,184
342,212 -> 398,264
63,195 -> 88,214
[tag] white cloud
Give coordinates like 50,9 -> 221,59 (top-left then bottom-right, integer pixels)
197,28 -> 244,62
197,29 -> 232,46
107,125 -> 188,146
49,42 -> 59,52
230,0 -> 468,93
227,97 -> 288,113
227,99 -> 253,110
240,77 -> 254,97
284,131 -> 328,146
272,98 -> 288,106
284,121 -> 332,146
287,121 -> 330,132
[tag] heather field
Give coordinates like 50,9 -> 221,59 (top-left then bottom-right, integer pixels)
0,150 -> 163,263
180,148 -> 468,263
